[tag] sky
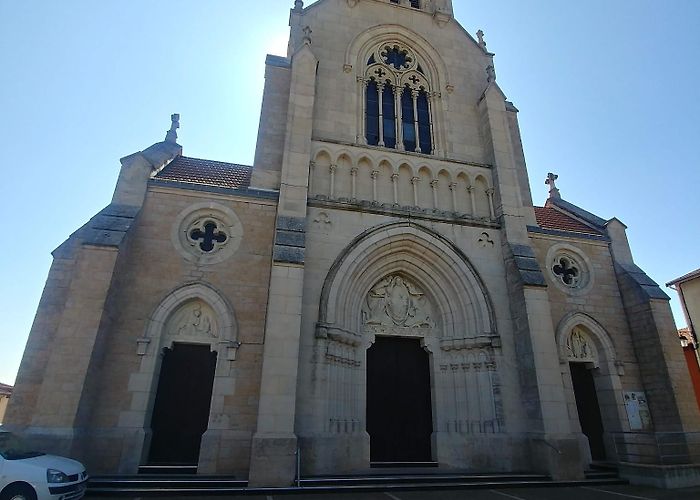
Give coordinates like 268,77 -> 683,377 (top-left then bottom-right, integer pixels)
1,0 -> 699,385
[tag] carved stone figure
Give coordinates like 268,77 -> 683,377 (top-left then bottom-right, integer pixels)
363,275 -> 434,328
171,302 -> 215,337
566,328 -> 593,360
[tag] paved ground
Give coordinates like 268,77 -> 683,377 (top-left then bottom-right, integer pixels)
86,483 -> 700,500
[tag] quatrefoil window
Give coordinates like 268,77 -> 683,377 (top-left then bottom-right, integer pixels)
189,220 -> 228,252
552,255 -> 581,287
172,203 -> 243,265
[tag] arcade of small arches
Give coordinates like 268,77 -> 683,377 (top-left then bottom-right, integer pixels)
309,150 -> 496,220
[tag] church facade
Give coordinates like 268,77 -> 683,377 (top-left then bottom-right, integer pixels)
6,0 -> 700,488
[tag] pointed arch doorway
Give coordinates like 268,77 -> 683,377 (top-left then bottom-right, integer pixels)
367,336 -> 433,464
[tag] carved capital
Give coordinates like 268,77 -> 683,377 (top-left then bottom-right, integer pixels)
430,179 -> 439,188
486,188 -> 495,196
329,164 -> 337,174
371,170 -> 379,179
411,176 -> 421,184
449,182 -> 458,190
350,167 -> 358,175
391,173 -> 399,181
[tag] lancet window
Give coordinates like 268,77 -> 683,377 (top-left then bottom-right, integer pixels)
362,43 -> 433,155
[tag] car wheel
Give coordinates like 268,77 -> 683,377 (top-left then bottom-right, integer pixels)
0,484 -> 37,500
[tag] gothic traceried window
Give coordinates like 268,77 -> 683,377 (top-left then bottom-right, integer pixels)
362,42 -> 434,154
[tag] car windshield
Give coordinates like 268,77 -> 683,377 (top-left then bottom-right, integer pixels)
0,432 -> 45,460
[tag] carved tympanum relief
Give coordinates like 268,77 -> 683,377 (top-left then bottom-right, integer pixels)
565,327 -> 597,364
362,275 -> 435,329
167,300 -> 218,339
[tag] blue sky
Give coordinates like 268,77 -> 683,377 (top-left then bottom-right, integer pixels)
1,0 -> 698,385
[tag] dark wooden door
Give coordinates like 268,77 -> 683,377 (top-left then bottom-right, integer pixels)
570,362 -> 606,460
148,343 -> 217,465
367,336 -> 433,463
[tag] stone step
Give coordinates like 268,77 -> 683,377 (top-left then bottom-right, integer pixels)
87,473 -> 627,496
299,472 -> 551,486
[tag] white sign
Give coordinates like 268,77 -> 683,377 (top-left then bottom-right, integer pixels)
624,391 -> 652,431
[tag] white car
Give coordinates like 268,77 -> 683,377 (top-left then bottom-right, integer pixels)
0,431 -> 88,500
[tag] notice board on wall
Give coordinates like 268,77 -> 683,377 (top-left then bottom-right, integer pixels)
624,391 -> 652,431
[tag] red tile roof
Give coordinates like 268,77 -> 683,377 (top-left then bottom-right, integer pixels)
154,156 -> 252,190
534,206 -> 603,236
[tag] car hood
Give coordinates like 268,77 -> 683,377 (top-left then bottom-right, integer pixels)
19,454 -> 85,475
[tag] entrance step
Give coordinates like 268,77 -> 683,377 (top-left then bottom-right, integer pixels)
88,475 -> 246,496
87,470 -> 627,496
299,472 -> 551,487
137,464 -> 198,475
371,461 -> 438,468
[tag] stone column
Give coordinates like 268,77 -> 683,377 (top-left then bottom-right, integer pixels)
411,176 -> 420,207
329,164 -> 337,199
391,173 -> 399,205
371,170 -> 379,202
249,43 -> 318,487
350,167 -> 358,200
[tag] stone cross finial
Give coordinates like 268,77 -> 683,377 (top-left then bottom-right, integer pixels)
165,113 -> 179,143
545,172 -> 560,199
302,25 -> 312,45
477,29 -> 487,50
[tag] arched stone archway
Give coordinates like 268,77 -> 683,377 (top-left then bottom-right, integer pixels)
307,222 -> 504,471
555,313 -> 627,463
117,282 -> 240,473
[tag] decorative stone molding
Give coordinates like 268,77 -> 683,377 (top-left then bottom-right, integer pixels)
171,202 -> 243,265
318,221 -> 497,339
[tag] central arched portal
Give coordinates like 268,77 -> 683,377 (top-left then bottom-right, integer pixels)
367,336 -> 433,463
312,222 -> 503,472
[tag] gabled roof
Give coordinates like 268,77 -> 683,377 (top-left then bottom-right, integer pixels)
533,206 -> 604,236
667,268 -> 700,287
0,383 -> 12,397
547,197 -> 607,228
154,156 -> 252,190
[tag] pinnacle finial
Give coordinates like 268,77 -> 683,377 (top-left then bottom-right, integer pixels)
545,172 -> 560,199
477,29 -> 487,51
165,113 -> 179,143
294,0 -> 303,12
